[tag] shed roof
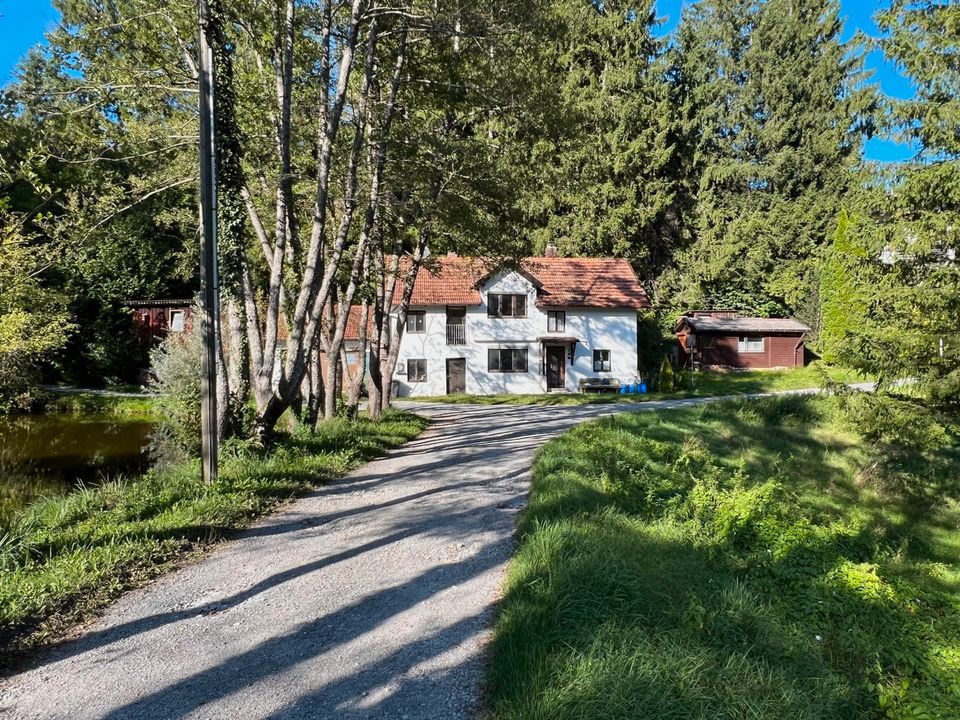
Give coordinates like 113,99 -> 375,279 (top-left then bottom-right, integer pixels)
676,316 -> 810,334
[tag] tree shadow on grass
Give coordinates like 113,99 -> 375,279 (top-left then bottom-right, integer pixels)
491,395 -> 960,719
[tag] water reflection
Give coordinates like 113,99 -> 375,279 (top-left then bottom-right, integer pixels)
0,414 -> 154,523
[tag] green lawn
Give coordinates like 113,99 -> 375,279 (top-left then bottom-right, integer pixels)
0,410 -> 427,659
486,395 -> 960,719
407,364 -> 868,406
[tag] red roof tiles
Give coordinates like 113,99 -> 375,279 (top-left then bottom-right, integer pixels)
405,256 -> 648,309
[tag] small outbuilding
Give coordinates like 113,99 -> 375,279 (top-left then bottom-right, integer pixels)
674,311 -> 810,370
127,299 -> 193,347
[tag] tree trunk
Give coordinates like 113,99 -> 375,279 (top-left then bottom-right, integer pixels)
372,233 -> 429,416
226,297 -> 250,433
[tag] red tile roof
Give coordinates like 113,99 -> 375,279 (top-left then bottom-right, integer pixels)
522,257 -> 648,309
408,257 -> 485,306
404,256 -> 648,309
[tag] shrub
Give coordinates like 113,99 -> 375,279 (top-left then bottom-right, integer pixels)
839,392 -> 950,453
148,320 -> 201,458
657,355 -> 675,393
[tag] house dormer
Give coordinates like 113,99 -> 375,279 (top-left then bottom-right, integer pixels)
477,266 -> 541,318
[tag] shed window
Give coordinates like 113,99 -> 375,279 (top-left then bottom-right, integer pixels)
488,293 -> 526,318
488,348 -> 528,373
407,359 -> 427,382
406,311 -> 426,333
547,310 -> 565,332
593,349 -> 611,372
738,336 -> 765,353
169,310 -> 185,332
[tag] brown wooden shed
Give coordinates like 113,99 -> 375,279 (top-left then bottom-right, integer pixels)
674,312 -> 810,370
127,299 -> 193,347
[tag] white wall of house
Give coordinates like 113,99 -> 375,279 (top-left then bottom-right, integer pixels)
393,269 -> 639,397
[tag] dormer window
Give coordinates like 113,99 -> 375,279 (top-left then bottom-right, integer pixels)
488,293 -> 526,318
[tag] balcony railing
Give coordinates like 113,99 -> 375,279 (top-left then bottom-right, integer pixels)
446,323 -> 466,346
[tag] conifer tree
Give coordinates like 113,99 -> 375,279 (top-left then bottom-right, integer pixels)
840,0 -> 960,410
663,0 -> 876,323
513,0 -> 681,279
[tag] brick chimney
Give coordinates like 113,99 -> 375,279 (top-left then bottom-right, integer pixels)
544,243 -> 558,258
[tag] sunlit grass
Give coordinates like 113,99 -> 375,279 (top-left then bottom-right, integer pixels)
408,364 -> 868,406
0,410 -> 427,658
487,395 -> 960,719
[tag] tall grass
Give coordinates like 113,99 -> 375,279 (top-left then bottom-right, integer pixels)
0,410 -> 427,658
487,395 -> 960,719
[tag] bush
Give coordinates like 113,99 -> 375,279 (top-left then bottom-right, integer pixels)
657,355 -> 675,393
148,321 -> 201,458
0,352 -> 46,414
839,392 -> 951,453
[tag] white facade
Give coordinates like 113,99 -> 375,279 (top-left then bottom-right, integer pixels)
393,269 -> 639,397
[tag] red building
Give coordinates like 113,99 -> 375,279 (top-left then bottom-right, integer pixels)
127,299 -> 193,346
675,311 -> 809,370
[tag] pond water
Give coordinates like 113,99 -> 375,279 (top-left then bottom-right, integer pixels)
0,413 -> 155,523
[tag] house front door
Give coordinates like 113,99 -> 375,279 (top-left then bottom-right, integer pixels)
546,346 -> 565,390
446,358 -> 466,394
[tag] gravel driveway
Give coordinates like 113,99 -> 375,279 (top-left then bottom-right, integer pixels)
0,394 -> 820,720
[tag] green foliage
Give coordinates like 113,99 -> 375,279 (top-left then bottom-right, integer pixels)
488,396 -> 960,719
637,309 -> 669,372
660,0 -> 876,318
820,209 -> 862,362
657,355 -> 675,392
838,392 -> 952,455
0,193 -> 74,412
148,318 -> 202,457
513,0 -> 682,278
0,409 -> 427,656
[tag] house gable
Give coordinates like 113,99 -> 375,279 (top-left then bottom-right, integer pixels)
481,268 -> 538,299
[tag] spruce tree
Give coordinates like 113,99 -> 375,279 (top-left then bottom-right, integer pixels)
514,0 -> 681,280
840,0 -> 960,410
663,0 -> 876,322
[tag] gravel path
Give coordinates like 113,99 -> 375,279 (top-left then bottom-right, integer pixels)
0,391 -> 852,719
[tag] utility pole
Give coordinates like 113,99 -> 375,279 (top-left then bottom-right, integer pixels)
197,0 -> 219,484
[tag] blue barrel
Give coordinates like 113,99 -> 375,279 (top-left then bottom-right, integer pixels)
628,382 -> 638,394
639,381 -> 648,394
619,384 -> 629,394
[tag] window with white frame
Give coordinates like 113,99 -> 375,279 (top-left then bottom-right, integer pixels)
547,310 -> 565,332
487,293 -> 526,318
592,349 -> 611,372
407,359 -> 427,382
738,336 -> 764,353
488,348 -> 528,373
406,311 -> 426,333
169,310 -> 185,332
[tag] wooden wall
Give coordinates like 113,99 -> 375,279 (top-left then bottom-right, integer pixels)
698,333 -> 804,369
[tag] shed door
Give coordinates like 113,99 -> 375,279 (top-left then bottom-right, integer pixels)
446,358 -> 466,394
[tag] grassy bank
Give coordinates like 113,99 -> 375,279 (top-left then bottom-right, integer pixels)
408,365 -> 867,406
0,410 -> 427,659
41,391 -> 159,417
487,395 -> 960,719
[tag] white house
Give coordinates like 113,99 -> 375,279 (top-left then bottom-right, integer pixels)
392,251 -> 649,397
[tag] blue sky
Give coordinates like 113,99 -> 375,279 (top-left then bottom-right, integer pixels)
0,0 -> 914,161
